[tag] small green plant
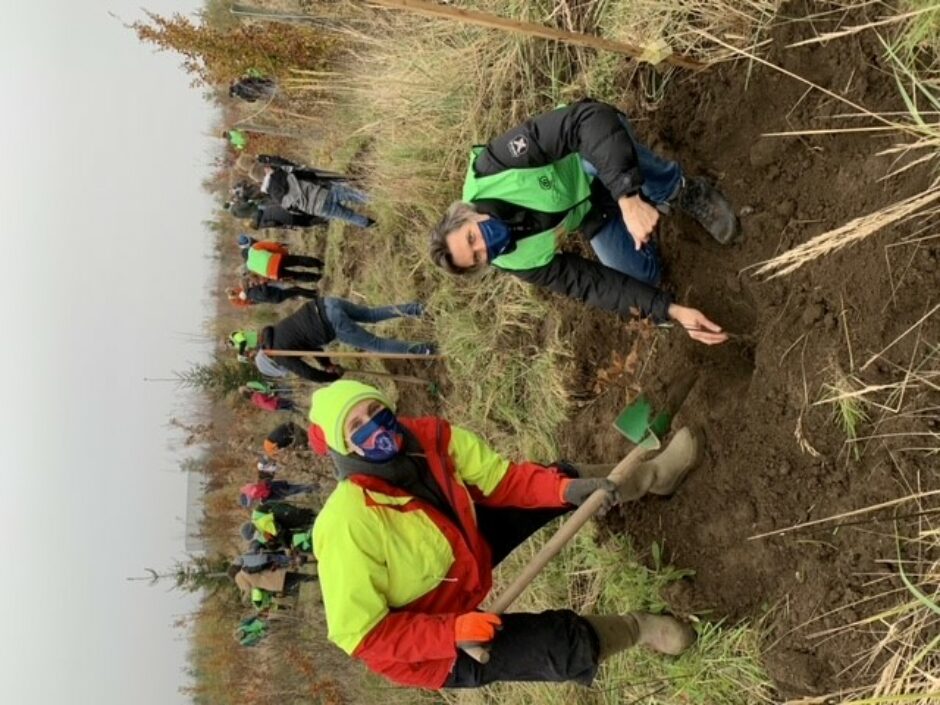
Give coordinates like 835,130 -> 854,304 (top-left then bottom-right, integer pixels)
820,370 -> 871,460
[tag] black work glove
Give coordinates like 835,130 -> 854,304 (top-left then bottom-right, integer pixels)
563,478 -> 619,514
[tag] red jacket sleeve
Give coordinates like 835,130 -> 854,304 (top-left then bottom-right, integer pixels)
481,461 -> 569,508
354,612 -> 457,664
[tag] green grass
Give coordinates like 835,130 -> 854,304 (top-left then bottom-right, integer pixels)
894,0 -> 940,75
437,527 -> 771,705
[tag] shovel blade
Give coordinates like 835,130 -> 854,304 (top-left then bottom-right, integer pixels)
613,395 -> 667,449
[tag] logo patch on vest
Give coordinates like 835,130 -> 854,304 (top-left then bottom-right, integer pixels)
538,175 -> 553,190
507,135 -> 528,158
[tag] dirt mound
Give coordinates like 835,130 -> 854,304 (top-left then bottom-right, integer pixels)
556,4 -> 939,698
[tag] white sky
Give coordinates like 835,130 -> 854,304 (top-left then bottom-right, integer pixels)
1,2 -> 216,702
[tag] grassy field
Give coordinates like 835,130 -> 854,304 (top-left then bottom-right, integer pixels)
168,1 -> 940,704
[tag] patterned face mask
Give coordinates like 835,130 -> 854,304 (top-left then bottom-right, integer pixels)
350,408 -> 404,462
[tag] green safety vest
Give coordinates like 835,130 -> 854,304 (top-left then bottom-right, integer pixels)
230,330 -> 259,351
246,246 -> 276,277
252,509 -> 277,536
291,529 -> 312,552
250,588 -> 272,609
461,149 -> 593,271
228,130 -> 248,150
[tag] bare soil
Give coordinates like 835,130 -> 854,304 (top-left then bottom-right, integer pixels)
551,3 -> 939,698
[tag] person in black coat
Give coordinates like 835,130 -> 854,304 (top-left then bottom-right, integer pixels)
259,297 -> 435,383
428,99 -> 736,346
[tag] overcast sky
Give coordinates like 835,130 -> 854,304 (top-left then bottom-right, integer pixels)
1,2 -> 216,702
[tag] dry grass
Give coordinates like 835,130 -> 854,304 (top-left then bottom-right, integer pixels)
596,0 -> 780,62
783,506 -> 940,705
751,186 -> 940,278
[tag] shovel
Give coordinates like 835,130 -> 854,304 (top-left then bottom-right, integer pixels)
461,370 -> 699,663
612,368 -> 699,448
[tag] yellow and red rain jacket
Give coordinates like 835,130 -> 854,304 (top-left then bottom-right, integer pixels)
312,416 -> 569,688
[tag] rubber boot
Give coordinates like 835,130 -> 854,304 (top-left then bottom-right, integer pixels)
585,612 -> 696,660
675,176 -> 739,245
618,426 -> 701,501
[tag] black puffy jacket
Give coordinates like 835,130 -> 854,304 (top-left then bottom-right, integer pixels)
260,300 -> 340,383
472,99 -> 673,322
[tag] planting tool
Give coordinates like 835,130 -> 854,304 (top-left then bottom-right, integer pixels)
656,322 -> 754,342
612,369 -> 699,448
342,367 -> 432,388
263,348 -> 442,393
461,444 -> 651,664
263,349 -> 445,361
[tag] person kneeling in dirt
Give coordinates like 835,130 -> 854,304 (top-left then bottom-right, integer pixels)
429,98 -> 736,346
308,379 -> 700,690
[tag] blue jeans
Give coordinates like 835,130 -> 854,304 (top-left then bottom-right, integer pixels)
321,297 -> 434,355
268,481 -> 317,500
582,118 -> 683,286
318,183 -> 371,228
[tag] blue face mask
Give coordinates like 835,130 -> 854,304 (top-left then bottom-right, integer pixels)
478,218 -> 515,261
350,408 -> 404,462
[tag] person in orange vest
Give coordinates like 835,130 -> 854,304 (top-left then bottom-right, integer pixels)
237,234 -> 323,282
309,380 -> 700,691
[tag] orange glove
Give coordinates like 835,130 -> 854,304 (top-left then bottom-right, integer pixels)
454,612 -> 502,647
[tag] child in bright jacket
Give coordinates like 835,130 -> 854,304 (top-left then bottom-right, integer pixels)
309,380 -> 697,691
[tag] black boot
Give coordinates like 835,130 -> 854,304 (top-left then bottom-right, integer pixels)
675,176 -> 739,245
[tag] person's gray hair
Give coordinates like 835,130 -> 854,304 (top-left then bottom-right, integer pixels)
429,201 -> 484,275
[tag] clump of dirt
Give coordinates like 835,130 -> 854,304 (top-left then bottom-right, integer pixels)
554,2 -> 939,698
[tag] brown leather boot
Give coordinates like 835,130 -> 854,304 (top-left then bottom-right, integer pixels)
585,612 -> 696,660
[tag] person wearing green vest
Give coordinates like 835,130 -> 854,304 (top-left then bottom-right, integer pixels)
250,501 -> 317,553
228,329 -> 259,362
237,233 -> 323,282
429,99 -> 735,346
223,129 -> 249,151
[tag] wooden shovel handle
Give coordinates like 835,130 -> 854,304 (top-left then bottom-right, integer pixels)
460,444 -> 651,663
263,349 -> 444,361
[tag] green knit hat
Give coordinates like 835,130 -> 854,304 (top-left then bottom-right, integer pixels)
309,380 -> 393,455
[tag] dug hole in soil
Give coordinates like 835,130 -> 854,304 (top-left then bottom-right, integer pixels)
551,5 -> 939,700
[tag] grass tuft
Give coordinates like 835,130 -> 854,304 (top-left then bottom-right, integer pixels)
820,369 -> 871,460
